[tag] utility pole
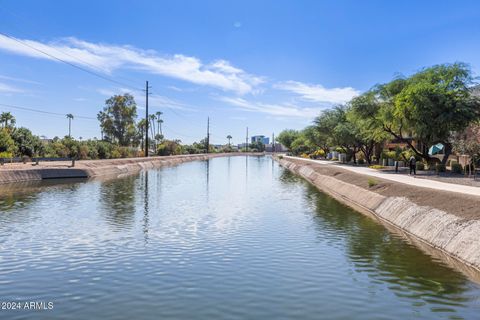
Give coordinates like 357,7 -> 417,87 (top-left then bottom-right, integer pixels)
206,117 -> 210,154
144,81 -> 151,157
246,127 -> 249,153
272,132 -> 275,153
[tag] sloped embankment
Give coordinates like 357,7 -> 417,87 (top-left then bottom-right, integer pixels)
276,156 -> 480,272
0,153 -> 235,184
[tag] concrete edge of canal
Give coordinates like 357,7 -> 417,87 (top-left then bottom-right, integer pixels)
0,153 -> 256,184
275,156 -> 480,274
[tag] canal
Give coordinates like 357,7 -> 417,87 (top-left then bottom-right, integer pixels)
0,156 -> 479,319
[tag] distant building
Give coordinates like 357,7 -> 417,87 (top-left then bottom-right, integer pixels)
251,135 -> 269,144
265,143 -> 288,152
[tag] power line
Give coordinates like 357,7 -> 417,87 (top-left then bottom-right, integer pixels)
0,31 -> 143,92
0,102 -> 97,120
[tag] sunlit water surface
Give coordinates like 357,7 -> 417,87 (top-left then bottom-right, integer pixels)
0,156 -> 479,319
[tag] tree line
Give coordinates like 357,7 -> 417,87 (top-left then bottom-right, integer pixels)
0,94 -> 252,160
277,63 -> 480,166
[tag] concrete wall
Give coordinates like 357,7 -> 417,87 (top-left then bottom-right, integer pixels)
0,153 -> 247,184
277,156 -> 480,272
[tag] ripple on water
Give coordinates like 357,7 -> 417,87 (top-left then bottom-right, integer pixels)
0,156 -> 479,320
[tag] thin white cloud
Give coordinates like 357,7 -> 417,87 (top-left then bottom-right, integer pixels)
0,82 -> 23,93
275,80 -> 359,104
0,34 -> 263,94
218,96 -> 321,118
0,74 -> 41,85
97,87 -> 192,111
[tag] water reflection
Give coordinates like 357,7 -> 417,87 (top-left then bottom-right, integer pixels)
0,157 -> 479,320
99,175 -> 137,230
142,172 -> 150,244
279,169 -> 475,312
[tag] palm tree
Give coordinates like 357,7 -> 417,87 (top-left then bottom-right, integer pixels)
66,114 -> 74,137
1,112 -> 15,128
149,114 -> 156,141
149,114 -> 157,152
137,119 -> 147,151
227,135 -> 232,147
155,111 -> 163,135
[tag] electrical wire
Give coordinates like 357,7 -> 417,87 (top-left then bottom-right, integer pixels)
0,102 -> 97,120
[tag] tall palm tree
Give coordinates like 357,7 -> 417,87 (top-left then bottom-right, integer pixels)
149,114 -> 156,140
156,111 -> 163,136
227,135 -> 232,147
66,114 -> 74,137
1,112 -> 15,128
149,114 -> 157,152
137,119 -> 147,151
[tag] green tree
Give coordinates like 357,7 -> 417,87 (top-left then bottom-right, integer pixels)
276,129 -> 300,150
0,128 -> 16,157
315,106 -> 359,162
250,140 -> 265,152
227,135 -> 232,146
347,92 -> 389,164
157,139 -> 184,156
0,112 -> 15,128
98,94 -> 138,146
302,125 -> 330,155
11,127 -> 42,157
378,63 -> 480,163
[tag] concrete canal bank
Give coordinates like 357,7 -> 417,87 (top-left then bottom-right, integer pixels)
0,153 -> 248,184
276,156 -> 480,272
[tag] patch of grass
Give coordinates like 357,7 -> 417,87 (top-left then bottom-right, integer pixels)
368,178 -> 378,187
278,155 -> 283,159
369,165 -> 384,170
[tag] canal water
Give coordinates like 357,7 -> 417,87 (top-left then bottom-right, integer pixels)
0,156 -> 479,319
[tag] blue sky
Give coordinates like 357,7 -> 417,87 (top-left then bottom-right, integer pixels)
1,0 -> 480,144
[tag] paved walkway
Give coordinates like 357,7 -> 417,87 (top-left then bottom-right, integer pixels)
285,156 -> 480,197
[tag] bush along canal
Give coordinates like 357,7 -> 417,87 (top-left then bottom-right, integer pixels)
0,155 -> 479,319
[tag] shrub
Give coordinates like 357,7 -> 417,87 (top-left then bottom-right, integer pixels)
309,149 -> 325,159
331,157 -> 338,161
436,163 -> 446,173
358,159 -> 365,165
369,165 -> 384,169
384,150 -> 397,160
111,148 -> 121,159
0,151 -> 13,158
300,153 -> 309,158
451,163 -> 463,174
0,128 -> 17,155
368,178 -> 377,187
416,162 -> 425,171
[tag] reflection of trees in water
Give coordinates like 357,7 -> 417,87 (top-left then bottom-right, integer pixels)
279,169 -> 472,307
99,175 -> 137,230
0,180 -> 83,226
